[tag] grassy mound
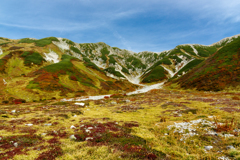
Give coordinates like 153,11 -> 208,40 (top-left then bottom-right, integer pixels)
18,37 -> 59,47
142,66 -> 167,83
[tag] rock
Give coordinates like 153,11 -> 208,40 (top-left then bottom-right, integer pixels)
70,135 -> 77,140
44,123 -> 52,126
75,103 -> 85,107
85,129 -> 91,133
25,124 -> 33,126
13,142 -> 18,147
70,125 -> 76,129
85,137 -> 93,141
223,134 -> 234,138
178,114 -> 182,117
226,145 -> 235,150
111,101 -> 117,105
204,146 -> 213,151
11,110 -> 16,113
41,133 -> 47,136
125,100 -> 131,103
73,115 -> 77,117
87,127 -> 93,130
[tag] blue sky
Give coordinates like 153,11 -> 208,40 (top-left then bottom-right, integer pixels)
1,0 -> 240,52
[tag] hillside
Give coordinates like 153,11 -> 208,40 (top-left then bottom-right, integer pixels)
0,37 -> 137,102
173,36 -> 240,91
1,34 -> 240,103
1,35 -> 240,160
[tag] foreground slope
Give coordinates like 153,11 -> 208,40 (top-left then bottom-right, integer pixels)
0,88 -> 240,159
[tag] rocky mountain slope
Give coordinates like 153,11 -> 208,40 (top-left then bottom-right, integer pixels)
0,34 -> 240,102
173,35 -> 240,91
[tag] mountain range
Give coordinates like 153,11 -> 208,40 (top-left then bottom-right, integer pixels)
0,34 -> 240,102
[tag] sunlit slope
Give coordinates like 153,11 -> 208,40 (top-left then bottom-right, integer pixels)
174,36 -> 240,91
1,34 -> 240,102
0,37 -> 137,102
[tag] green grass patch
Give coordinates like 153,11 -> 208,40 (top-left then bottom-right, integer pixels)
83,57 -> 102,72
194,46 -> 217,57
104,67 -> 124,78
20,52 -> 45,65
18,37 -> 59,47
170,55 -> 182,64
26,81 -> 41,89
109,55 -> 117,65
100,47 -> 110,62
43,54 -> 75,73
63,39 -> 75,45
145,58 -> 172,74
121,67 -> 130,74
70,46 -> 82,55
142,66 -> 167,83
173,59 -> 204,78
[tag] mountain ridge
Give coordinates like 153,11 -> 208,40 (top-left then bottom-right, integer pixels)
0,34 -> 240,102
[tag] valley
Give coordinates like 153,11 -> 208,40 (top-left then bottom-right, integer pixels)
0,34 -> 240,159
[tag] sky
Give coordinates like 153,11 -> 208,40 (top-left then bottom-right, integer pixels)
1,0 -> 240,53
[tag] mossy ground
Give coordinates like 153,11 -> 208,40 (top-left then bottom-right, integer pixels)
1,89 -> 240,159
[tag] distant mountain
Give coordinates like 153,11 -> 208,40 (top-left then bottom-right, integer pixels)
0,34 -> 240,102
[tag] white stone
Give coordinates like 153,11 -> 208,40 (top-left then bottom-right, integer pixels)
44,123 -> 52,126
75,103 -> 85,106
204,146 -> 213,151
226,145 -> 235,150
85,137 -> 93,141
3,79 -> 7,85
11,110 -> 16,113
25,124 -> 33,126
70,135 -> 77,140
41,133 -> 47,136
85,129 -> 91,133
224,134 -> 234,138
87,127 -> 93,130
70,125 -> 76,129
13,142 -> 18,147
111,101 -> 117,105
218,156 -> 230,160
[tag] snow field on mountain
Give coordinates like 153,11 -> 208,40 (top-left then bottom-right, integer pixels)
53,38 -> 70,50
44,50 -> 60,63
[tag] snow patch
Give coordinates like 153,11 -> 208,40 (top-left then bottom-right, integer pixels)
161,65 -> 174,78
189,44 -> 198,56
127,82 -> 165,95
114,63 -> 144,86
62,82 -> 165,102
44,50 -> 59,63
0,48 -> 2,55
53,38 -> 70,50
92,59 -> 107,69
